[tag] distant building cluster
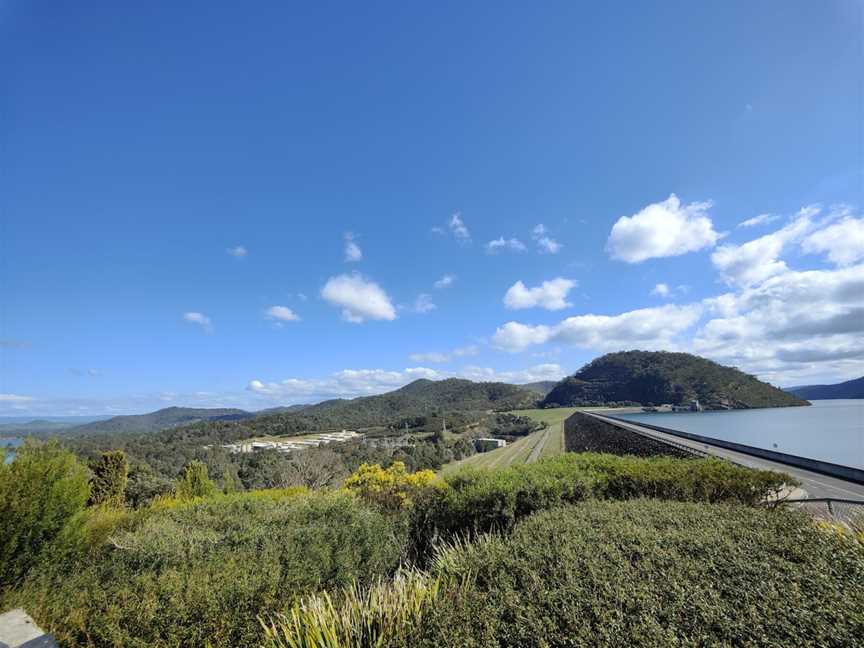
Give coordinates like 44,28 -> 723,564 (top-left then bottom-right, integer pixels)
222,430 -> 360,454
642,400 -> 703,413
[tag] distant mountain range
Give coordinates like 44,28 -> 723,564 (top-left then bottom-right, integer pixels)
542,351 -> 808,410
787,376 -> 864,400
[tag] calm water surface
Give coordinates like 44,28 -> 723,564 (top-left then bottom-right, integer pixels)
618,399 -> 864,470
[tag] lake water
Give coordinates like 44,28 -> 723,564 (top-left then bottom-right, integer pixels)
2,437 -> 23,463
617,399 -> 864,470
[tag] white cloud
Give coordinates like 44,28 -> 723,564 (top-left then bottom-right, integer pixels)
693,264 -> 864,384
409,345 -> 479,364
247,363 -> 564,403
738,213 -> 780,228
412,293 -> 437,314
459,363 -> 567,384
532,224 -> 562,254
801,216 -> 864,266
344,232 -> 363,262
651,283 -> 670,297
321,274 -> 397,323
0,393 -> 34,402
265,305 -> 300,323
449,212 -> 471,243
504,278 -> 577,311
606,194 -> 719,263
493,304 -> 702,352
485,237 -> 527,253
183,312 -> 213,332
711,209 -> 816,287
226,245 -> 247,258
433,274 -> 456,289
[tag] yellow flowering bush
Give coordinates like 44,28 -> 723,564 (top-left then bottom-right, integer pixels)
344,462 -> 440,511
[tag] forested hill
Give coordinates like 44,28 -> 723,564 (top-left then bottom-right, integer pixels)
542,351 -> 809,410
69,407 -> 254,436
520,381 -> 557,397
240,378 -> 538,435
787,376 -> 864,400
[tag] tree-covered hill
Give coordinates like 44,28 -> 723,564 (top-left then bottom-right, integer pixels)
69,407 -> 255,436
241,378 -> 539,435
542,351 -> 809,409
787,376 -> 864,400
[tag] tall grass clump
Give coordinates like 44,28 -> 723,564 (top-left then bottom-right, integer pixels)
260,570 -> 449,648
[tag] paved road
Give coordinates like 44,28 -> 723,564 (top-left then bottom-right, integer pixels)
588,412 -> 864,501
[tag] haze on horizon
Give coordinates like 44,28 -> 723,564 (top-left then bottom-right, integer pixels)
1,1 -> 862,416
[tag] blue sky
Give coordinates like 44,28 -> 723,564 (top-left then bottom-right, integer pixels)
2,1 -> 862,415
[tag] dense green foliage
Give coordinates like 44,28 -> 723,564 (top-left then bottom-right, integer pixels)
411,453 -> 790,557
88,450 -> 129,507
175,460 -> 219,499
3,440 -> 844,648
789,375 -> 864,399
543,350 -> 809,409
15,491 -> 403,647
0,442 -> 91,589
405,501 -> 864,647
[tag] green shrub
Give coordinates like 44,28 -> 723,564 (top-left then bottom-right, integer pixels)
407,500 -> 864,647
17,491 -> 405,647
563,452 -> 792,505
412,453 -> 789,559
175,459 -> 218,500
89,450 -> 129,507
0,441 -> 90,590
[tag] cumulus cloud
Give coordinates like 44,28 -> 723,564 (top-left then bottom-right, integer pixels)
226,245 -> 247,258
503,278 -> 577,311
265,305 -> 301,323
459,363 -> 567,384
711,208 -> 816,287
434,274 -> 456,289
344,232 -> 363,262
321,274 -> 397,323
485,237 -> 527,253
651,283 -> 670,297
532,224 -> 563,254
412,293 -> 437,314
493,304 -> 702,352
693,263 -> 864,384
183,312 -> 213,332
606,194 -> 719,263
409,345 -> 479,364
801,216 -> 864,266
738,213 -> 780,228
449,212 -> 471,243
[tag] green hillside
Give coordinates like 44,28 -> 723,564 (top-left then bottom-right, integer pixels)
69,407 -> 254,436
542,351 -> 808,410
240,378 -> 539,436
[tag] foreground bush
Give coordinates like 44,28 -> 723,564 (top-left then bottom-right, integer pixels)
408,500 -> 864,647
411,453 -> 791,557
16,491 -> 404,647
344,461 -> 439,511
0,441 -> 90,590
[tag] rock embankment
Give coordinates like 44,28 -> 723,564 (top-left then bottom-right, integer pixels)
564,411 -> 692,458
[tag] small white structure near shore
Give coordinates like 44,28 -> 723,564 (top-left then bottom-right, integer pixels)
474,437 -> 507,452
